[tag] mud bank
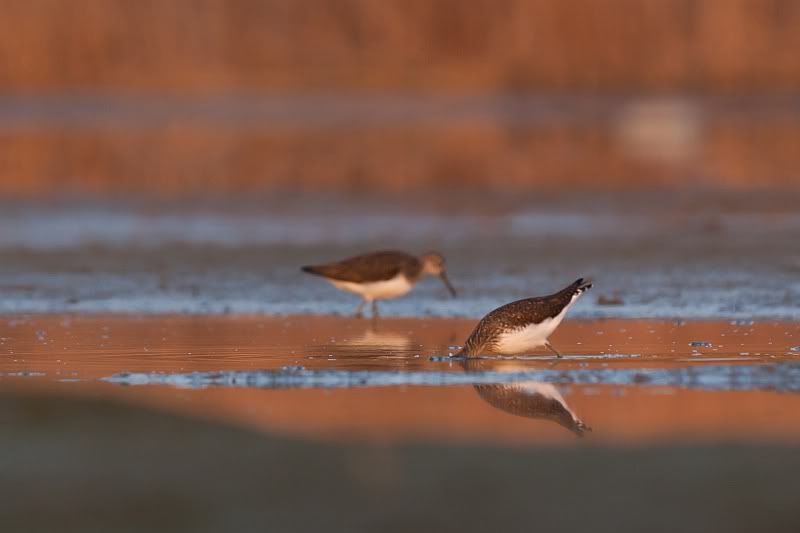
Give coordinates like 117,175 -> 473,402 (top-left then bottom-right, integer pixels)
2,390 -> 800,533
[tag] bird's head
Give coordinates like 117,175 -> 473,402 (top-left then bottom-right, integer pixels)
420,252 -> 456,297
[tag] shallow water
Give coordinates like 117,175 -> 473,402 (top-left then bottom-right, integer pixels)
3,315 -> 800,445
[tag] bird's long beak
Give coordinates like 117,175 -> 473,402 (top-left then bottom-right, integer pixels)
439,271 -> 457,297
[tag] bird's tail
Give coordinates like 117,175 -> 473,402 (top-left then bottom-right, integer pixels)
572,277 -> 593,295
301,265 -> 325,276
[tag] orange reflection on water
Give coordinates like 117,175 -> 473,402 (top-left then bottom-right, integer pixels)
1,316 -> 799,446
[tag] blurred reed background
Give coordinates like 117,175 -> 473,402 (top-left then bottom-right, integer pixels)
1,0 -> 799,199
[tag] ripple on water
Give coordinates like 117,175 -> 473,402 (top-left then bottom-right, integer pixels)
690,341 -> 713,348
103,363 -> 800,394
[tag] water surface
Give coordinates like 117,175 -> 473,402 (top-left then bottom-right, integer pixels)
3,315 -> 800,445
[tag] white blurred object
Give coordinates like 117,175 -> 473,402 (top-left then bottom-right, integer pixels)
616,99 -> 704,163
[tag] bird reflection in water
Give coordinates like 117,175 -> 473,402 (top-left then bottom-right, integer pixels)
463,359 -> 592,437
303,318 -> 415,361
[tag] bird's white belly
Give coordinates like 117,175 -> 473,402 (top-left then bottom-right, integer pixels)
494,319 -> 557,354
493,294 -> 579,355
330,274 -> 413,301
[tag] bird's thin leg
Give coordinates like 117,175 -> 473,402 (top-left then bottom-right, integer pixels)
545,341 -> 562,358
371,300 -> 380,318
354,300 -> 366,319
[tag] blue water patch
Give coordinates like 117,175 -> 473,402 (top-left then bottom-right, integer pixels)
102,362 -> 800,393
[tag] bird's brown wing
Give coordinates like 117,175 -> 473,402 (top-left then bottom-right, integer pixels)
301,251 -> 421,283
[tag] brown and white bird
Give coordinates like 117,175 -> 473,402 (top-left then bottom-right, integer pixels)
301,250 -> 456,317
456,278 -> 592,358
465,360 -> 590,436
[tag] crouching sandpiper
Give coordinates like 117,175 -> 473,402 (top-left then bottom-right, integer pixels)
456,278 -> 592,358
301,250 -> 456,317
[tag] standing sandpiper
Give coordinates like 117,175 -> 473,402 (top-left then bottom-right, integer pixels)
301,250 -> 456,317
456,278 -> 592,358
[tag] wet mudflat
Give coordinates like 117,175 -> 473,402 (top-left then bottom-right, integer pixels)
2,315 -> 800,445
1,193 -> 799,319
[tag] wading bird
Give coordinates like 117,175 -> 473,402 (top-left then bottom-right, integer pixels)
302,250 -> 456,318
456,278 -> 592,357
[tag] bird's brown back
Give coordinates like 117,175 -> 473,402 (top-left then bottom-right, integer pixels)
302,250 -> 422,283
